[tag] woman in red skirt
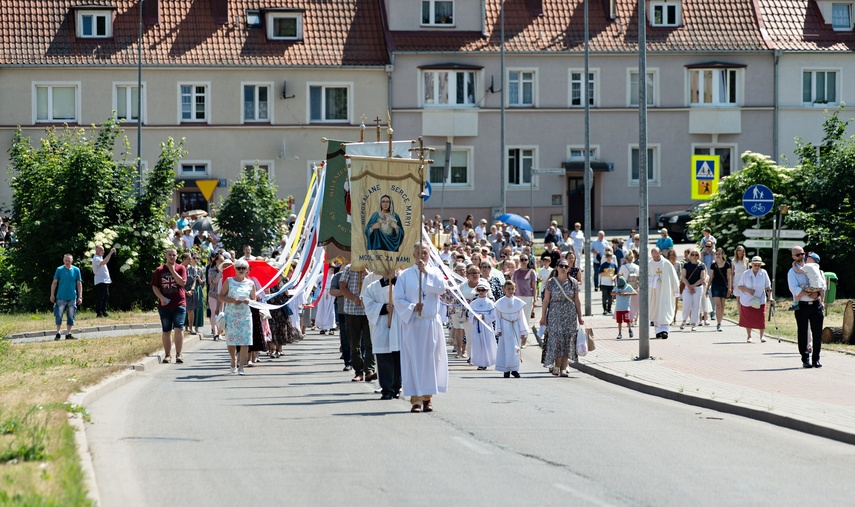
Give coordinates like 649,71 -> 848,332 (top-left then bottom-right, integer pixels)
736,256 -> 774,343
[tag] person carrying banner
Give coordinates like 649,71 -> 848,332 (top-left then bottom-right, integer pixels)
362,270 -> 402,399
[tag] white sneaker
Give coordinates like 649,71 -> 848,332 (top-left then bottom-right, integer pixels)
230,367 -> 237,374
238,368 -> 246,375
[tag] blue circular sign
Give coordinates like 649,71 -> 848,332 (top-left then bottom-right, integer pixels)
742,184 -> 774,217
423,181 -> 432,201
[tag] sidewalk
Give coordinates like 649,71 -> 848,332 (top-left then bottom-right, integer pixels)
572,285 -> 855,445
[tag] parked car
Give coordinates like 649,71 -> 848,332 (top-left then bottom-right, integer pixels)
657,202 -> 707,242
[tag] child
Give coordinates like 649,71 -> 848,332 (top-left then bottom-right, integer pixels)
789,252 -> 825,310
611,276 -> 637,339
468,280 -> 497,371
598,252 -> 618,315
494,280 -> 528,378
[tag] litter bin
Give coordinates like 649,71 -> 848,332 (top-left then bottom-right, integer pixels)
825,272 -> 838,306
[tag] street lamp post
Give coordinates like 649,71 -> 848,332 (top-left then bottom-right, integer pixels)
638,0 -> 650,359
137,0 -> 143,196
499,0 -> 506,217
583,0 -> 592,316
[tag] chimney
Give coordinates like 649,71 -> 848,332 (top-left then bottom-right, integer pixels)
212,0 -> 229,25
143,0 -> 160,25
525,0 -> 543,17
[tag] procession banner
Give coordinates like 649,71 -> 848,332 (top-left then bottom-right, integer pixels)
349,155 -> 424,274
318,140 -> 413,252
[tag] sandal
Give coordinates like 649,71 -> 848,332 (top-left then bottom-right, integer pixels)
552,367 -> 560,376
410,404 -> 422,413
423,400 -> 433,412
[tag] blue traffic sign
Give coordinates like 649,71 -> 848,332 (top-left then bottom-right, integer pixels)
423,181 -> 432,201
742,184 -> 774,217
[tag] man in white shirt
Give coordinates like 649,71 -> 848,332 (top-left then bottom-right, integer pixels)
570,222 -> 585,260
92,245 -> 116,317
474,219 -> 488,242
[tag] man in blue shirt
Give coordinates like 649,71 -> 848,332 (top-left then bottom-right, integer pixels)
50,254 -> 83,340
589,230 -> 609,292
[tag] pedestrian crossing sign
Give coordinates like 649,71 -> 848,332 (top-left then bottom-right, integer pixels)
690,155 -> 720,200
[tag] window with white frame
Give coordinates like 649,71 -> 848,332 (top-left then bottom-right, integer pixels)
693,146 -> 734,178
832,3 -> 852,30
508,70 -> 535,107
77,10 -> 112,38
630,146 -> 658,185
569,70 -> 597,107
428,149 -> 471,186
422,69 -> 476,107
266,12 -> 303,40
802,70 -> 838,105
508,148 -> 535,186
35,83 -> 79,122
309,84 -> 350,122
650,2 -> 681,26
629,70 -> 656,106
242,161 -> 273,179
180,84 -> 209,122
243,84 -> 271,122
421,1 -> 454,25
114,84 -> 143,122
568,146 -> 599,160
181,162 -> 209,176
689,68 -> 740,106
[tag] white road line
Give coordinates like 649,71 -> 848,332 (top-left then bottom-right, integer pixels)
452,436 -> 492,455
554,483 -> 617,507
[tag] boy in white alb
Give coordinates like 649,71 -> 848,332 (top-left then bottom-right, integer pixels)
467,280 -> 497,371
494,281 -> 528,378
789,252 -> 825,310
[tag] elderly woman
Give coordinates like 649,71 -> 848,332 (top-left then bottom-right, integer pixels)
219,258 -> 257,375
737,256 -> 773,343
540,259 -> 584,377
679,249 -> 706,332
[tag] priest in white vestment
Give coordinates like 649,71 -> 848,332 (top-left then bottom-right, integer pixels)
649,247 -> 679,339
494,282 -> 528,377
363,272 -> 402,400
393,243 -> 449,413
467,280 -> 497,370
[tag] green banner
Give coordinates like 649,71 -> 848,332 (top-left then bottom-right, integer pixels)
318,140 -> 351,250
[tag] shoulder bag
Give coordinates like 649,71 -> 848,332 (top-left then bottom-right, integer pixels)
679,263 -> 701,294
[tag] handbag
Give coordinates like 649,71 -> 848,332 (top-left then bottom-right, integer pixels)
749,296 -> 762,309
576,327 -> 588,356
586,327 -> 596,352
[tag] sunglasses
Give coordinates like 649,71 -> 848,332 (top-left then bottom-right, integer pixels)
235,267 -> 248,272
476,288 -> 488,292
557,265 -> 570,268
467,272 -> 479,276
794,253 -> 805,257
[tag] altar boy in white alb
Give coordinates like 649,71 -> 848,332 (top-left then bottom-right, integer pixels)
467,280 -> 497,371
362,271 -> 402,400
494,280 -> 528,378
393,242 -> 449,413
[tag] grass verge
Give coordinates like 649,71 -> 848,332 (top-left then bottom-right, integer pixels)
0,334 -> 161,506
1,309 -> 160,336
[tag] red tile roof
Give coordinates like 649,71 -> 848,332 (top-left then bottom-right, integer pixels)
0,0 -> 389,66
757,0 -> 855,50
390,0 -> 769,53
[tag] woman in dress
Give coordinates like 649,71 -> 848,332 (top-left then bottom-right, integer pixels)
189,254 -> 206,336
731,245 -> 749,319
619,251 -> 641,325
540,260 -> 584,377
707,247 -> 733,332
564,250 -> 583,284
679,249 -> 706,331
180,253 -> 199,335
512,254 -> 537,343
219,258 -> 257,375
207,253 -> 223,339
737,256 -> 773,343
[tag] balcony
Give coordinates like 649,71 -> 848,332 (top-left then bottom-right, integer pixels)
688,107 -> 741,135
421,109 -> 478,137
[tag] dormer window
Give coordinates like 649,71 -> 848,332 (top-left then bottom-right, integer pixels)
650,1 -> 681,27
246,10 -> 261,28
421,1 -> 454,26
76,9 -> 113,38
832,3 -> 852,31
266,11 -> 303,40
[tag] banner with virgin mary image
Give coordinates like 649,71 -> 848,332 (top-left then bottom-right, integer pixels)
349,155 -> 425,274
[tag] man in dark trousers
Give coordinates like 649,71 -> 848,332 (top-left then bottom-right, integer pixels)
787,246 -> 825,368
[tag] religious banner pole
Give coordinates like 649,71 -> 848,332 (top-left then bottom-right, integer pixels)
359,114 -> 366,143
409,136 -> 434,316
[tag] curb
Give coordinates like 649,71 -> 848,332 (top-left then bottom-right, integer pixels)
7,323 -> 163,343
68,335 -> 208,505
570,359 -> 855,446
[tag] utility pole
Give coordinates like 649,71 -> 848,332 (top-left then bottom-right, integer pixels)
583,0 -> 592,316
638,0 -> 650,359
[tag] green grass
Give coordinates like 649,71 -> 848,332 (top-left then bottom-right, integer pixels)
1,309 -> 158,337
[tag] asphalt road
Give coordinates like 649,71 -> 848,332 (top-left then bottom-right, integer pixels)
84,331 -> 855,507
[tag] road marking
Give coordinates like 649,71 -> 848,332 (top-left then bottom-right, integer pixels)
554,483 -> 616,507
452,436 -> 492,455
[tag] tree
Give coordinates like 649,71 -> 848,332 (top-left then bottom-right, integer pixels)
214,165 -> 287,254
7,120 -> 185,311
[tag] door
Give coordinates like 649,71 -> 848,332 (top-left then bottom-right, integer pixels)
178,190 -> 208,215
567,176 -> 594,227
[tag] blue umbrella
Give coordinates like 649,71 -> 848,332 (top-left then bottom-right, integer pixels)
496,213 -> 533,232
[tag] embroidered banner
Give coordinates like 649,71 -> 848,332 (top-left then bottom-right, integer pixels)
349,155 -> 424,274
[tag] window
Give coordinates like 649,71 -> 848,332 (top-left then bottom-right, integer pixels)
651,2 -> 681,26
569,70 -> 597,107
179,84 -> 209,122
242,161 -> 273,180
693,146 -> 734,178
423,70 -> 476,107
568,146 -> 599,160
246,10 -> 261,28
309,84 -> 350,122
243,84 -> 271,122
77,10 -> 111,38
34,83 -> 79,123
422,1 -> 454,26
802,70 -> 838,105
629,70 -> 656,106
630,146 -> 658,185
181,163 -> 209,176
114,83 -> 143,122
267,12 -> 303,40
508,70 -> 535,107
508,148 -> 535,186
832,3 -> 852,30
428,149 -> 471,186
689,68 -> 739,106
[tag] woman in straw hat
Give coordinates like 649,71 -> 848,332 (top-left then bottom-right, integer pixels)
736,256 -> 774,343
